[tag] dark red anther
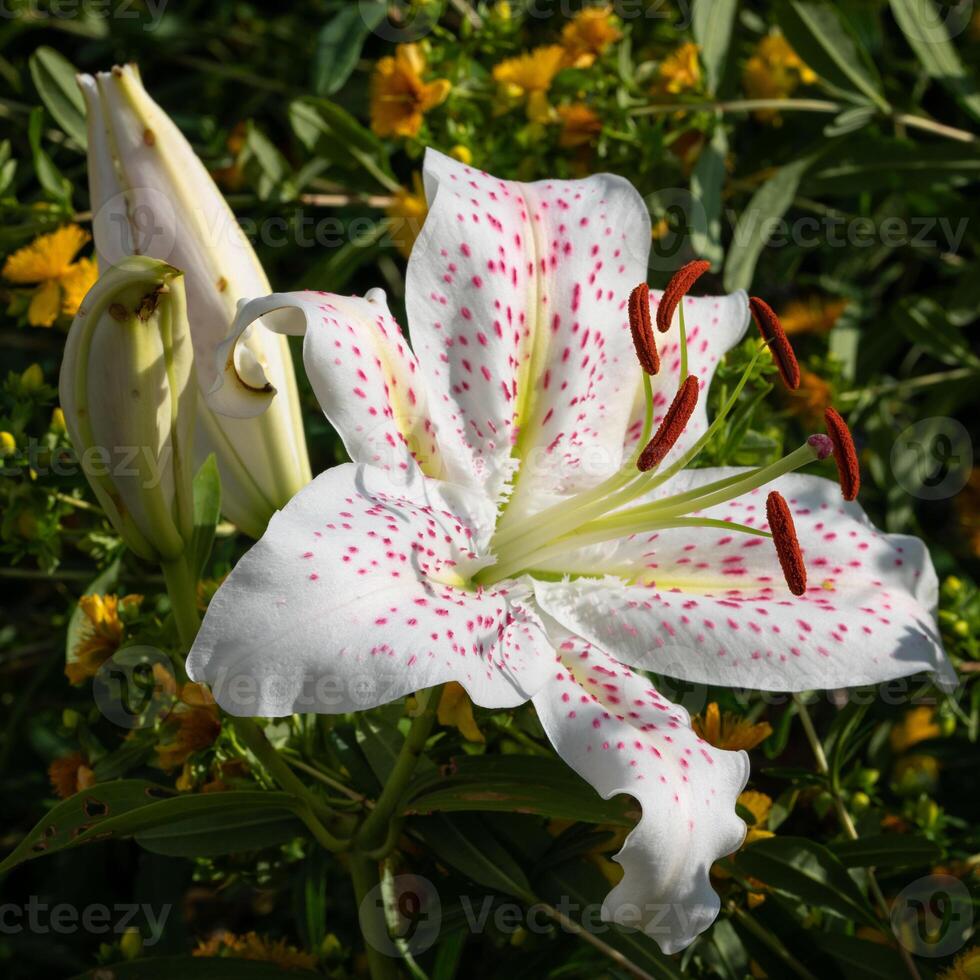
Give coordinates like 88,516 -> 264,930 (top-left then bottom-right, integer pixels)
749,296 -> 801,391
766,491 -> 807,596
628,282 -> 660,375
638,375 -> 699,472
824,407 -> 860,501
656,259 -> 710,333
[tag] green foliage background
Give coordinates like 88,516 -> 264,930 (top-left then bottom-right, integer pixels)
0,1 -> 978,978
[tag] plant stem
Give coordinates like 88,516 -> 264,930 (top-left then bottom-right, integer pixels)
356,686 -> 443,853
793,696 -> 923,980
630,98 -> 977,143
160,556 -> 201,649
349,853 -> 400,980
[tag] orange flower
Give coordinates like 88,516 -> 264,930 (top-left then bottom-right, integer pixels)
194,931 -> 316,970
156,682 -> 221,770
370,44 -> 451,138
557,103 -> 603,147
438,682 -> 484,742
779,296 -> 847,335
560,6 -> 621,68
782,367 -> 832,427
693,702 -> 772,751
66,593 -> 143,684
386,173 -> 428,259
49,752 -> 95,799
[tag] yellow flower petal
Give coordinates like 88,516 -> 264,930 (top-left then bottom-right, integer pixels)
27,278 -> 63,328
3,224 -> 90,284
58,257 -> 98,318
493,45 -> 565,96
438,682 -> 485,743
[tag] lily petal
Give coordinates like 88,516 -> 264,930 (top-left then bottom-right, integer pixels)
533,471 -> 954,692
407,148 -> 651,506
210,289 -> 458,481
532,626 -> 747,953
187,463 -> 553,716
624,289 -> 750,466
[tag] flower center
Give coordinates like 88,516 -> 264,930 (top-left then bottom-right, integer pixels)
473,264 -> 858,592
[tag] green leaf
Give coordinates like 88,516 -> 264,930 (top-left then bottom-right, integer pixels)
690,125 -> 728,268
28,107 -> 72,205
896,296 -> 978,367
0,782 -> 304,874
413,814 -> 535,901
68,957 -> 320,979
135,805 -> 308,857
65,558 -> 120,674
289,97 -> 396,190
243,121 -> 295,202
311,1 -> 386,97
189,454 -> 221,576
404,755 -> 636,826
692,0 -> 738,93
724,157 -> 811,292
777,1 -> 889,110
889,0 -> 980,121
29,47 -> 87,148
823,104 -> 878,137
733,836 -> 879,927
830,834 -> 942,869
811,932 -> 909,979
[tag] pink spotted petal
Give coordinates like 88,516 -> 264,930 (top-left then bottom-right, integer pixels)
533,471 -> 954,692
187,463 -> 554,715
407,148 -> 651,508
532,628 -> 747,954
623,290 -> 750,468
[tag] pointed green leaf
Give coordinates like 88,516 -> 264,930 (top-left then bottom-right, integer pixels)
831,834 -> 942,869
190,453 -> 221,576
693,0 -> 738,93
311,2 -> 386,97
777,1 -> 889,110
29,47 -> 87,148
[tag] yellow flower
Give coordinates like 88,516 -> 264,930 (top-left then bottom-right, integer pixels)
2,225 -> 97,327
560,6 -> 621,68
66,593 -> 143,685
194,931 -> 317,971
739,790 -> 775,845
743,34 -> 816,122
891,706 -> 941,753
386,173 -> 428,259
449,144 -> 472,165
0,431 -> 15,457
48,752 -> 95,799
652,42 -> 702,97
156,682 -> 221,770
779,296 -> 847,335
939,945 -> 980,980
370,44 -> 451,138
493,45 -> 565,121
693,702 -> 773,751
438,681 -> 485,742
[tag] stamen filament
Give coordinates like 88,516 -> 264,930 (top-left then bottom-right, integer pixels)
478,517 -> 770,586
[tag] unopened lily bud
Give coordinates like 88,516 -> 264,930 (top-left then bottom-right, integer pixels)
77,64 -> 311,538
59,257 -> 195,562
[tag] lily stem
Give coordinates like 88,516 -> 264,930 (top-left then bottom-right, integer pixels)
349,853 -> 400,980
356,685 -> 443,854
793,696 -> 923,980
160,556 -> 201,650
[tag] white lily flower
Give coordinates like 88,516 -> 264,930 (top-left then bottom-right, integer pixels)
187,150 -> 953,953
59,256 -> 194,563
77,64 -> 311,538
